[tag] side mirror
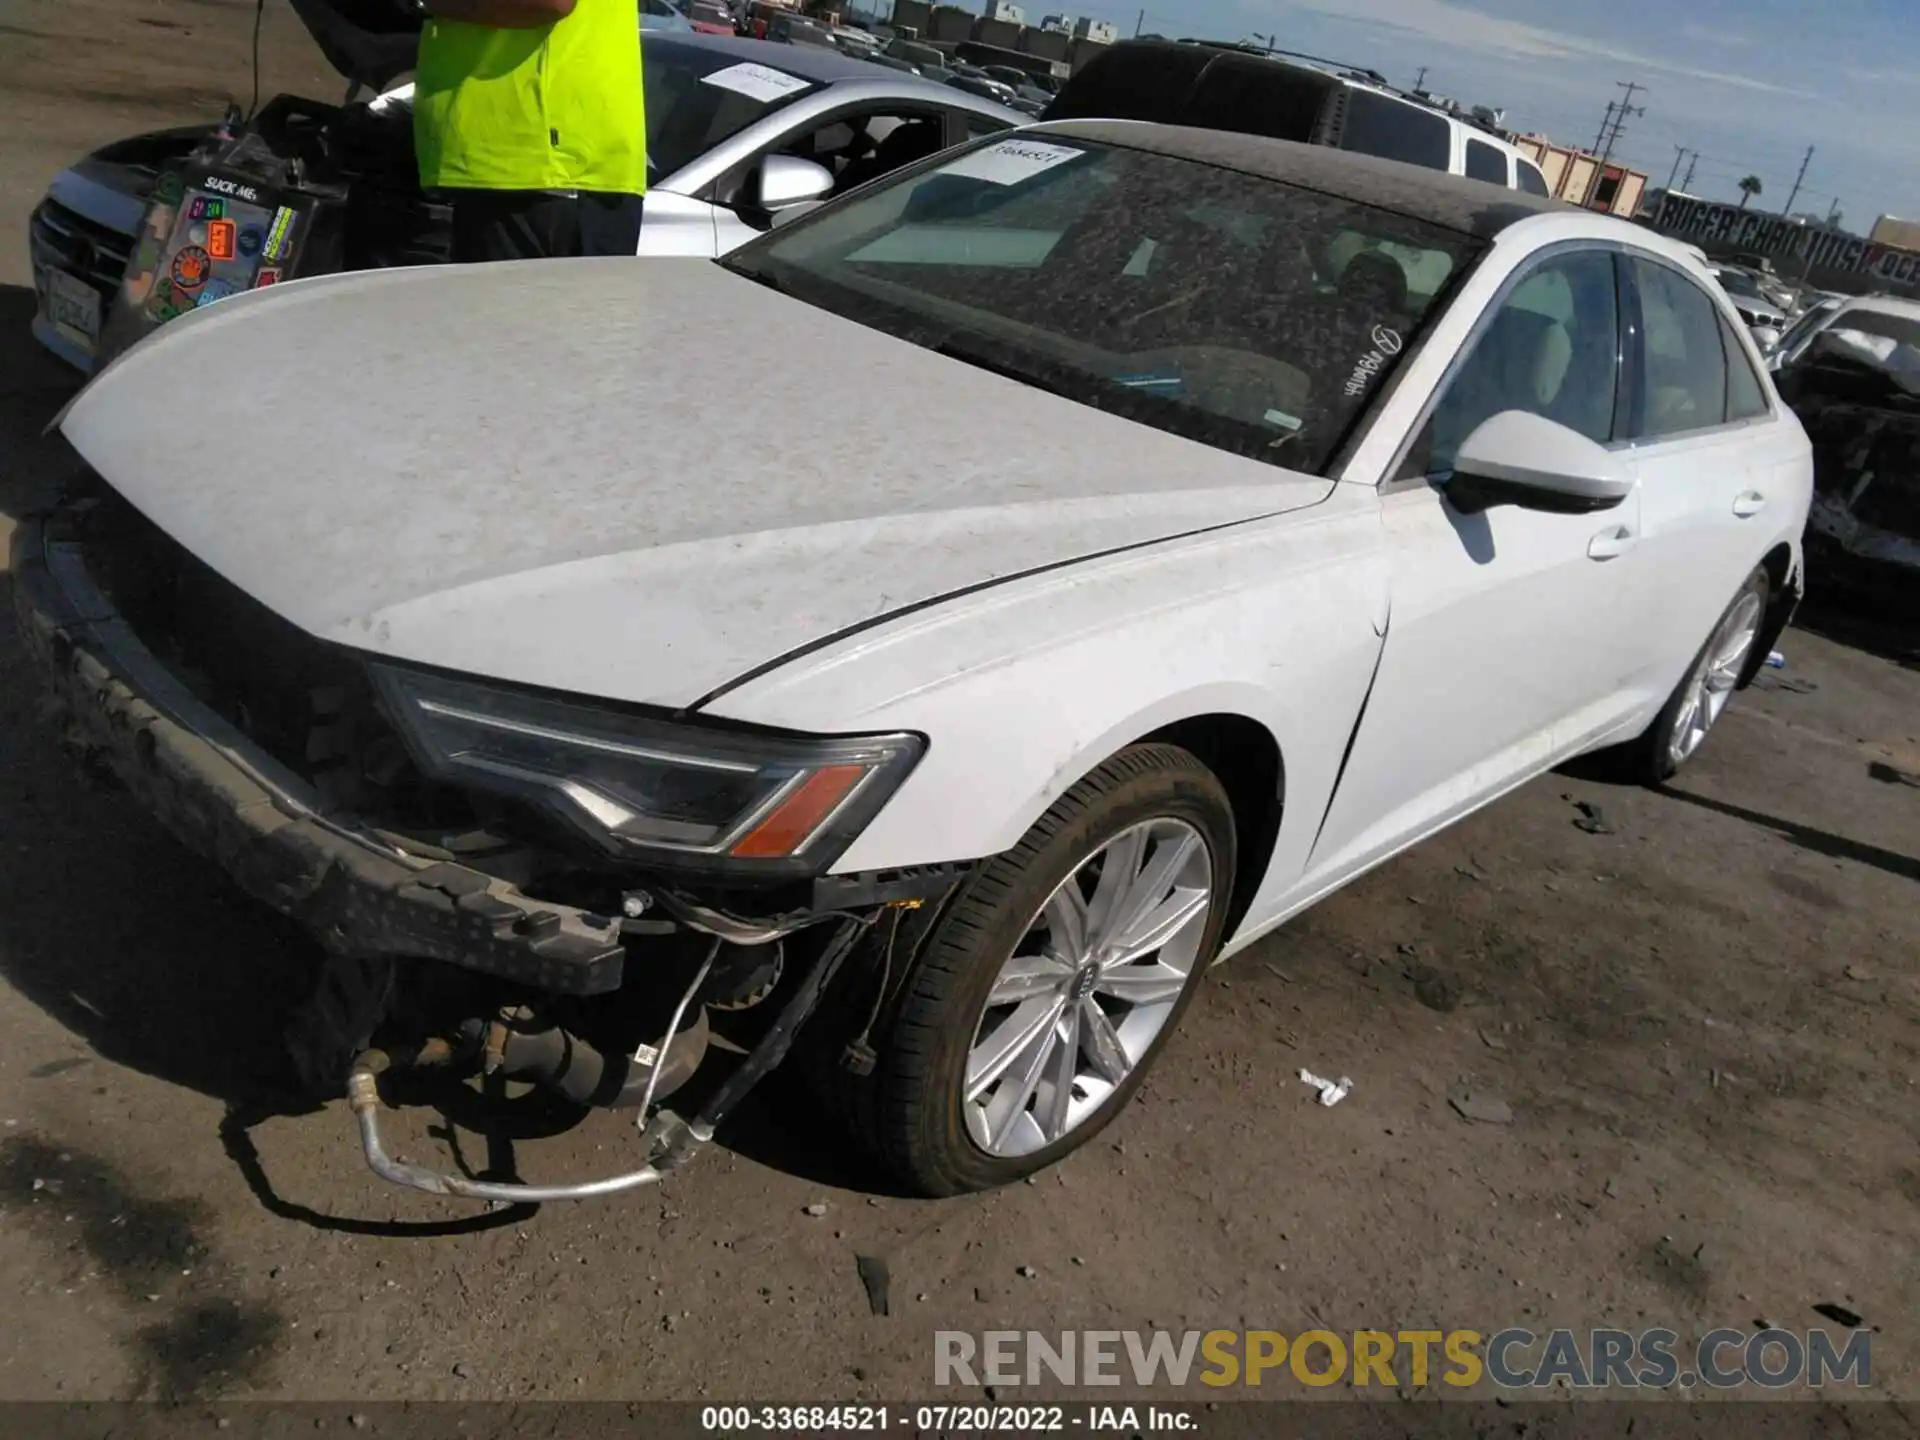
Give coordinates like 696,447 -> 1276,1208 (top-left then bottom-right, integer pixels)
1446,410 -> 1634,515
1750,324 -> 1783,353
752,154 -> 835,215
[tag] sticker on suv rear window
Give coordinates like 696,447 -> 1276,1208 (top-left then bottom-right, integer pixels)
699,63 -> 812,103
940,139 -> 1086,187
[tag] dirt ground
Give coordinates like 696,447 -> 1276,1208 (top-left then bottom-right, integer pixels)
0,0 -> 1917,1412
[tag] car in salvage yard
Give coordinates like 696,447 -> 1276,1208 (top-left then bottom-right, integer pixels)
28,25 -> 1022,373
15,124 -> 1811,1203
1045,39 -> 1552,194
1771,295 -> 1920,615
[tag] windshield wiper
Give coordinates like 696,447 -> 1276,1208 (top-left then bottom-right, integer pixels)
928,339 -> 1075,401
725,264 -> 785,294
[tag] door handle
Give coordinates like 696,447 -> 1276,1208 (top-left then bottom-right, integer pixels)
1733,491 -> 1767,518
1587,526 -> 1636,560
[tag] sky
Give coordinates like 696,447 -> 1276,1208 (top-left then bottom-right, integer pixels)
1049,0 -> 1920,234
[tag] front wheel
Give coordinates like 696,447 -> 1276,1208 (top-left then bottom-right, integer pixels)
1621,565 -> 1770,783
822,744 -> 1237,1196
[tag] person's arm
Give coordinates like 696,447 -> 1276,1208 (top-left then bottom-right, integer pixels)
426,0 -> 575,26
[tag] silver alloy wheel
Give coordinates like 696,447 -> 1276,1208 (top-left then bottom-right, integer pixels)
1668,588 -> 1765,767
963,818 -> 1215,1158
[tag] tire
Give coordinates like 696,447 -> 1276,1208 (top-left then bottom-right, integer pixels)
815,743 -> 1237,1196
1618,565 -> 1770,784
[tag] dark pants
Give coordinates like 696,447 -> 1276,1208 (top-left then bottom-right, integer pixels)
447,191 -> 646,263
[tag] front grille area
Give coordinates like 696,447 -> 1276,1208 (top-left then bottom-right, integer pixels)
29,198 -> 136,301
71,481 -> 478,834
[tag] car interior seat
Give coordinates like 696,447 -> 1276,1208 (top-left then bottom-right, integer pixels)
834,117 -> 947,194
1335,250 -> 1411,325
1433,306 -> 1575,465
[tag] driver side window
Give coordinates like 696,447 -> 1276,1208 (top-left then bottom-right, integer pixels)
1400,249 -> 1622,479
717,107 -> 952,214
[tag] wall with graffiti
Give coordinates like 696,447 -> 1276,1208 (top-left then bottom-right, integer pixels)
1651,193 -> 1920,297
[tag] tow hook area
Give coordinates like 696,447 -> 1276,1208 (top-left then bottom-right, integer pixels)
345,917 -> 868,1203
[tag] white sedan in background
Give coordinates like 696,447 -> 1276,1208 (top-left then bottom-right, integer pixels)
19,124 -> 1810,1200
28,32 -> 1021,372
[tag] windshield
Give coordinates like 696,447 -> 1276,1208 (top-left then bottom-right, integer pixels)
721,137 -> 1480,474
1712,268 -> 1767,301
1775,301 -> 1836,356
643,43 -> 821,180
888,39 -> 944,67
1832,307 -> 1920,350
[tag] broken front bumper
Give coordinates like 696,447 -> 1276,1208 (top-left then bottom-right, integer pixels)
10,515 -> 627,995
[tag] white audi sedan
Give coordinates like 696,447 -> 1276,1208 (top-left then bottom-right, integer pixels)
18,123 -> 1811,1201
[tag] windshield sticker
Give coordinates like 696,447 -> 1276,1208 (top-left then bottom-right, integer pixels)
699,62 -> 813,104
1263,408 -> 1305,431
940,139 -> 1086,187
1343,323 -> 1404,398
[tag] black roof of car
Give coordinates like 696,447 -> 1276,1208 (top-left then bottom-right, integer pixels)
654,31 -> 910,83
1037,120 -> 1572,237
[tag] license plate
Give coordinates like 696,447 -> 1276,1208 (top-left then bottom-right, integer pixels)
39,266 -> 102,352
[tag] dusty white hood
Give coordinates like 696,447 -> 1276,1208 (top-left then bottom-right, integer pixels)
61,258 -> 1331,708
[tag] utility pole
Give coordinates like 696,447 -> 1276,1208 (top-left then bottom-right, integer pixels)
1414,66 -> 1428,91
1681,151 -> 1698,191
1596,80 -> 1645,167
1591,101 -> 1616,155
1783,145 -> 1814,216
1133,7 -> 1143,36
1666,145 -> 1689,191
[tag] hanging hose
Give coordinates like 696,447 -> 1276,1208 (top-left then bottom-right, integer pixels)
345,941 -> 720,1203
345,920 -> 866,1203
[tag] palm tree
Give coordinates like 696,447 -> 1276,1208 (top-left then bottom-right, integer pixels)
1737,175 -> 1764,209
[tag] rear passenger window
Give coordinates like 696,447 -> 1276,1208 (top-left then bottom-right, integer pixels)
1516,161 -> 1550,197
1339,88 -> 1451,172
1722,316 -> 1772,421
1465,139 -> 1508,186
1628,259 -> 1730,438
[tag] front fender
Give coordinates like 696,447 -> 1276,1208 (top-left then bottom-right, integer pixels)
706,487 -> 1389,885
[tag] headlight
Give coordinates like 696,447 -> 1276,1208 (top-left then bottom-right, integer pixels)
371,666 -> 924,875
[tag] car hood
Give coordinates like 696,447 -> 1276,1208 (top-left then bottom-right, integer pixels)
60,259 -> 1331,710
286,0 -> 422,91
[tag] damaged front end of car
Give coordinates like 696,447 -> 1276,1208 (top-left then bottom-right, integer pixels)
12,477 -> 962,1203
1778,330 -> 1920,619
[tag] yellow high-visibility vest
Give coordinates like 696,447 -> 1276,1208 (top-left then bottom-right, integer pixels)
415,0 -> 647,194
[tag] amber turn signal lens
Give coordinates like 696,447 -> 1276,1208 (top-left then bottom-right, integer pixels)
729,764 -> 870,858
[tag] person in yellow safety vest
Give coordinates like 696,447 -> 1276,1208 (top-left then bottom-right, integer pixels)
413,0 -> 647,262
